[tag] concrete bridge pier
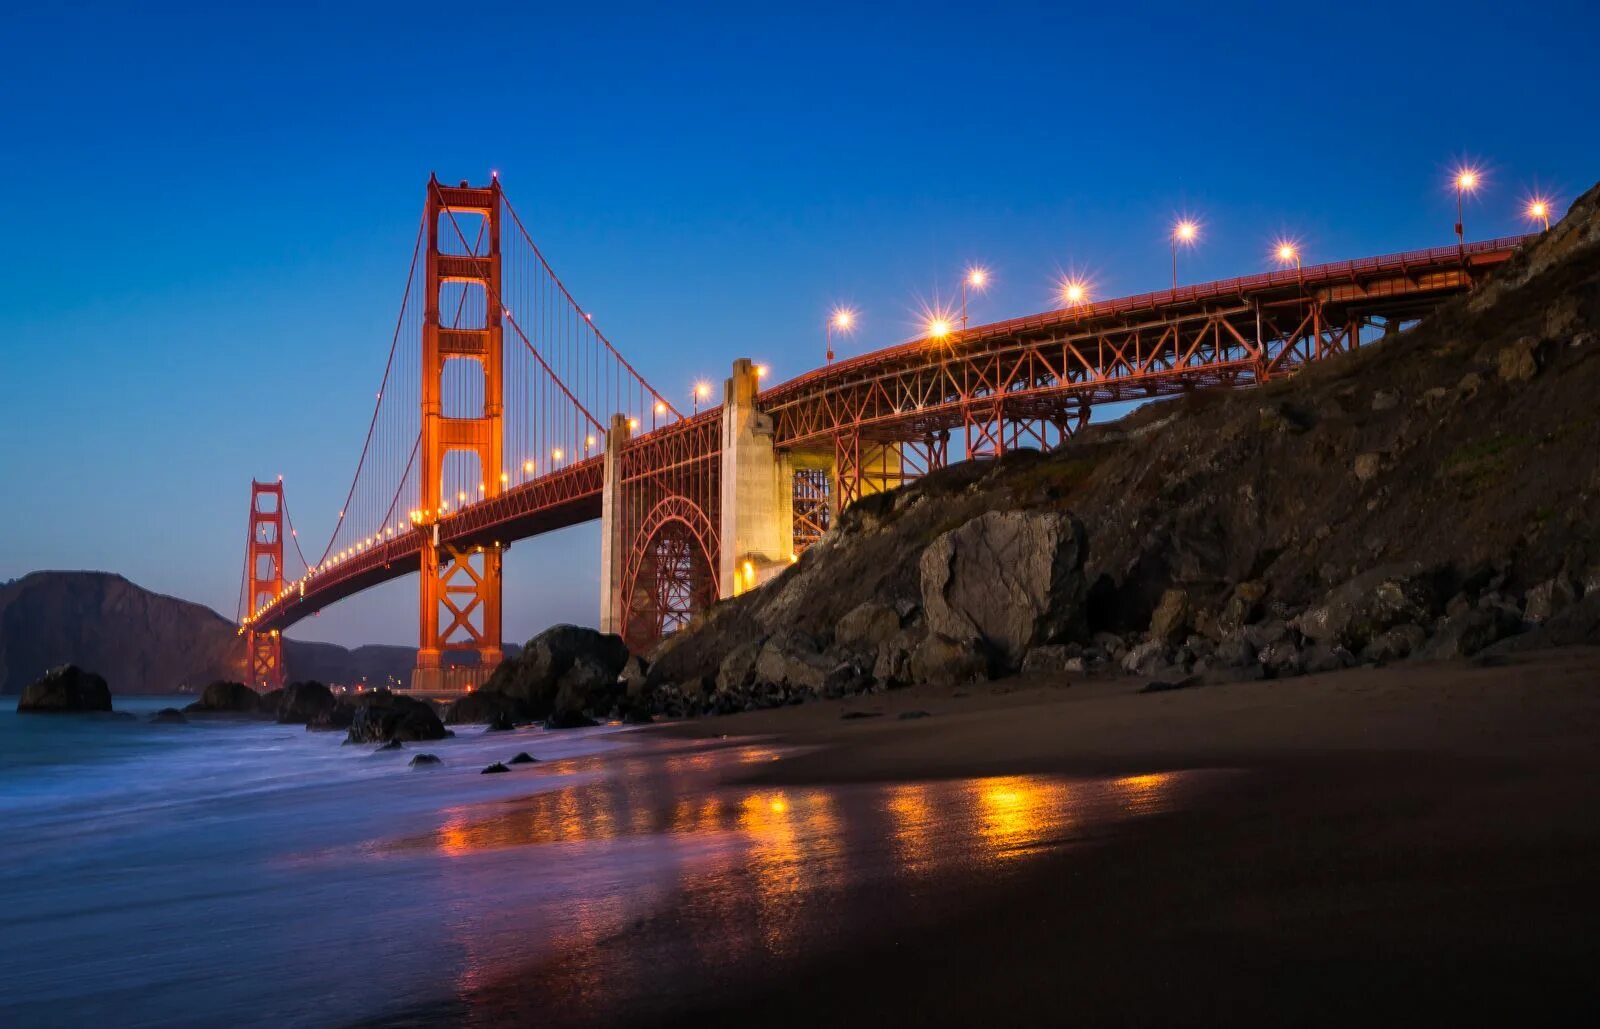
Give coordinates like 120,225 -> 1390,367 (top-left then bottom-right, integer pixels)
598,412 -> 631,635
719,358 -> 795,598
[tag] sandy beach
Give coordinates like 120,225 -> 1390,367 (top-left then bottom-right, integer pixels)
424,646 -> 1600,1026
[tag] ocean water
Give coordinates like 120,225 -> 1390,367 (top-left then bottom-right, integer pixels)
0,696 -> 1217,1027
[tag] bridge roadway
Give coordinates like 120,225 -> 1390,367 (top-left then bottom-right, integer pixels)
246,235 -> 1527,635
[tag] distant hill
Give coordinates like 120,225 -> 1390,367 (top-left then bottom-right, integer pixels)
0,571 -> 419,694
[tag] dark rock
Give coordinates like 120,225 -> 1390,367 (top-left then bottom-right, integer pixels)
545,709 -> 599,729
908,633 -> 990,686
621,707 -> 654,725
306,702 -> 355,732
919,510 -> 1089,670
444,690 -> 521,726
834,601 -> 902,650
871,631 -> 920,687
840,710 -> 882,720
149,707 -> 188,724
344,691 -> 450,744
1294,565 -> 1442,651
897,709 -> 933,720
17,665 -> 112,713
619,655 -> 651,697
1418,605 -> 1524,660
1362,623 -> 1428,663
485,710 -> 517,732
754,632 -> 834,692
715,640 -> 763,694
1524,575 -> 1578,624
1303,644 -> 1355,674
1257,641 -> 1304,677
1121,639 -> 1172,677
1148,588 -> 1191,643
375,739 -> 404,752
1496,336 -> 1540,383
257,688 -> 285,718
184,680 -> 258,714
481,762 -> 510,774
277,681 -> 336,724
480,624 -> 630,721
549,654 -> 620,726
409,754 -> 442,768
1020,644 -> 1083,676
508,751 -> 538,764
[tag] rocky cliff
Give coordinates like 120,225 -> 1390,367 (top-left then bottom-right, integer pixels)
638,181 -> 1600,712
0,571 -> 418,693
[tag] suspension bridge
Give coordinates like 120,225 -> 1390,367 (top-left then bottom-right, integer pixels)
236,175 -> 1529,693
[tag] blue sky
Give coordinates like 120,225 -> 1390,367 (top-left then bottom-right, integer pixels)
3,1 -> 1597,647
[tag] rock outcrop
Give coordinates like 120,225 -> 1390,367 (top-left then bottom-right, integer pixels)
276,681 -> 336,725
184,680 -> 259,714
344,690 -> 450,744
446,625 -> 629,726
919,510 -> 1089,669
16,665 -> 112,712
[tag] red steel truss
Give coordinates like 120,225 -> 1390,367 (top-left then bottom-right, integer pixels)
243,234 -> 1527,650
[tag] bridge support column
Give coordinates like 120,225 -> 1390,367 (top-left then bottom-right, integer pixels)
245,479 -> 285,691
598,412 -> 632,634
412,176 -> 505,693
719,358 -> 794,598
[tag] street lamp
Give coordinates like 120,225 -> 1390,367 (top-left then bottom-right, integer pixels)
826,306 -> 855,364
1273,239 -> 1302,283
1453,167 -> 1481,245
1525,196 -> 1552,232
927,317 -> 953,341
1059,277 -> 1090,307
693,381 -> 711,414
961,266 -> 988,333
1171,219 -> 1199,292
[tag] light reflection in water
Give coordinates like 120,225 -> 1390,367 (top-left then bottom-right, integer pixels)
387,744 -> 1222,1023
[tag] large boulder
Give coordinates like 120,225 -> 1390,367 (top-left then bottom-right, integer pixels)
479,625 -> 630,720
277,681 -> 336,724
344,690 -> 450,744
443,689 -> 522,726
547,655 -> 619,726
1293,565 -> 1443,651
918,510 -> 1089,670
17,665 -> 112,713
184,680 -> 258,714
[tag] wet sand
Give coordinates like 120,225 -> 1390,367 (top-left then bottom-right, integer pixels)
384,647 -> 1600,1027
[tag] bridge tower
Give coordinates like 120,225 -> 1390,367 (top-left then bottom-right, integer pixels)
245,479 -> 285,691
414,176 -> 505,692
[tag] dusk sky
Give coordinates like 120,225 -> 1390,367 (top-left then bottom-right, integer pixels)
4,1 -> 1598,648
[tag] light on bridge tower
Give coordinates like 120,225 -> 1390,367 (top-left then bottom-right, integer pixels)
245,479 -> 285,691
416,174 -> 505,692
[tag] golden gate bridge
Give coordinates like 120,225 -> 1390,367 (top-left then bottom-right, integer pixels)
237,175 -> 1529,693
